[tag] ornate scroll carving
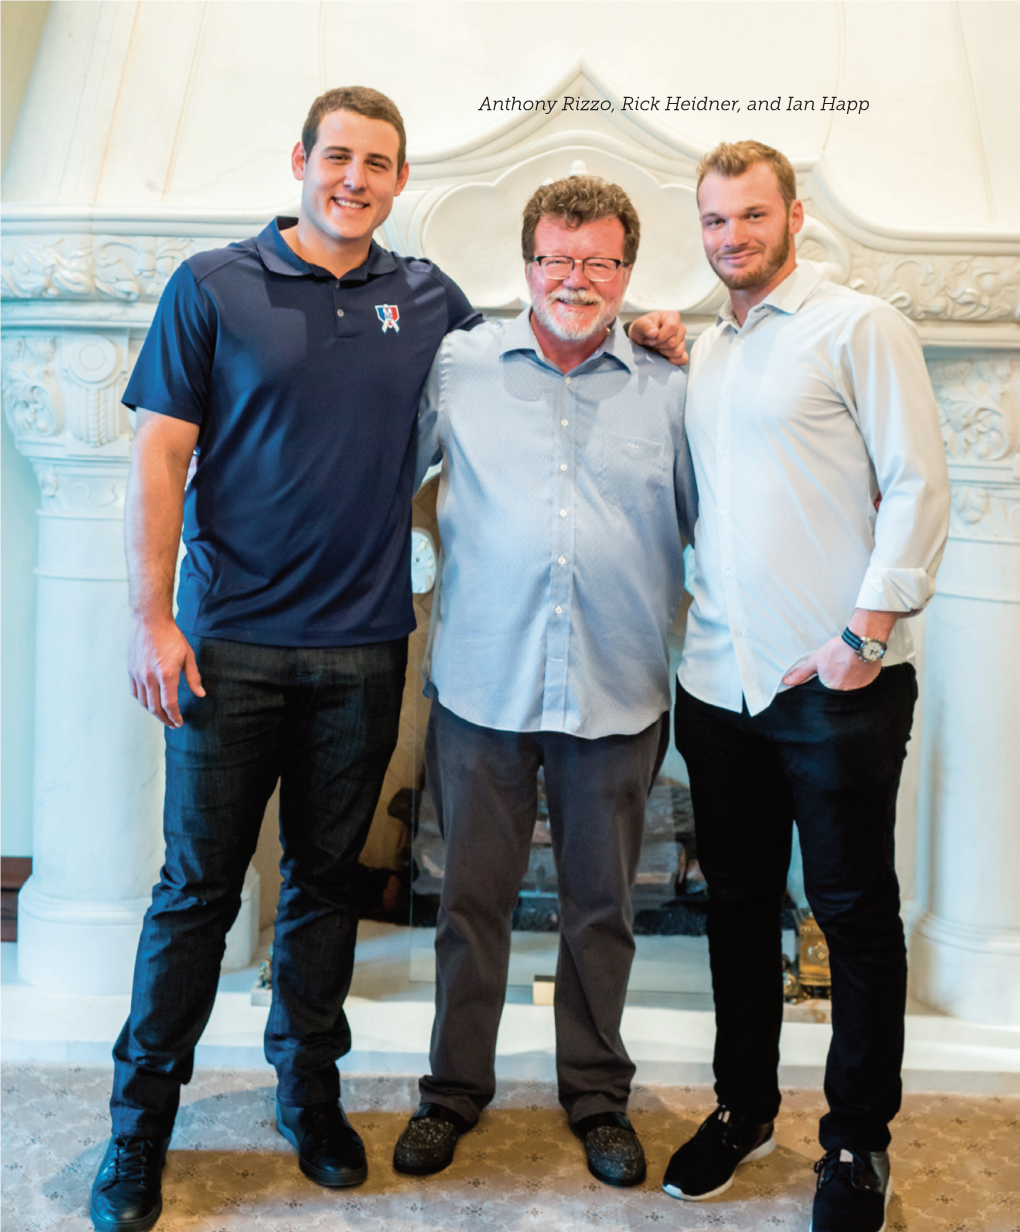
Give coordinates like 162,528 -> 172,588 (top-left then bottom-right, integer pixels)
928,359 -> 1019,463
30,463 -> 128,514
797,214 -> 851,285
1,235 -> 221,302
949,485 -> 1020,541
2,332 -> 130,448
1,335 -> 63,439
847,244 -> 1020,322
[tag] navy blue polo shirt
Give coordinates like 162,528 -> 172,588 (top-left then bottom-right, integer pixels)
123,219 -> 480,646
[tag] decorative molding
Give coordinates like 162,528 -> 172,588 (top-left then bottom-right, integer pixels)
847,245 -> 1020,323
948,483 -> 1020,542
1,234 -> 222,304
2,330 -> 132,452
61,333 -> 129,447
30,461 -> 128,515
929,359 -> 1019,463
1,221 -> 1015,326
1,335 -> 63,439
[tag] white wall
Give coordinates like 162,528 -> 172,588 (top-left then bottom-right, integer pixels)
3,1 -> 1017,225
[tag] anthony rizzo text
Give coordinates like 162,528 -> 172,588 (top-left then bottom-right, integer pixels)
478,95 -> 869,114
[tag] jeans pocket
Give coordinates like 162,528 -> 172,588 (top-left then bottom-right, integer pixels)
600,431 -> 666,513
812,669 -> 884,695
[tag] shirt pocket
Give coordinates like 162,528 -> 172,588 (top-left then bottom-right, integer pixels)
600,431 -> 666,514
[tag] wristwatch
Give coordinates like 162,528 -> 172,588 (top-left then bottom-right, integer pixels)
842,627 -> 887,663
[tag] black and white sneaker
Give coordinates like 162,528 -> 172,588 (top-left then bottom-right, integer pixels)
662,1105 -> 775,1201
811,1148 -> 892,1232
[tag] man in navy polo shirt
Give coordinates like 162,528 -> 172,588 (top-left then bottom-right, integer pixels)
90,85 -> 686,1231
89,87 -> 487,1232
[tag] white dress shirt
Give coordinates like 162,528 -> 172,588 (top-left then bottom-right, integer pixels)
417,309 -> 696,739
679,263 -> 950,717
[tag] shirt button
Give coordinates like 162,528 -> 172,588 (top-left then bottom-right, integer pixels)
720,508 -> 729,517
559,509 -> 567,518
561,419 -> 568,427
725,569 -> 734,578
564,377 -> 571,384
555,605 -> 563,615
560,463 -> 567,472
558,556 -> 566,565
336,309 -> 344,318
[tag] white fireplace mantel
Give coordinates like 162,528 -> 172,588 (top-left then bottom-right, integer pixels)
2,68 -> 1018,1022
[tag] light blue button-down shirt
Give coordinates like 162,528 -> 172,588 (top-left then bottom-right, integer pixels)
416,308 -> 696,739
679,264 -> 949,716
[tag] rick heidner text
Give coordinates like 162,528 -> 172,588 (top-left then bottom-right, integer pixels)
478,95 -> 869,114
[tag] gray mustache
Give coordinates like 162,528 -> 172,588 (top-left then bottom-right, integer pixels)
550,290 -> 602,305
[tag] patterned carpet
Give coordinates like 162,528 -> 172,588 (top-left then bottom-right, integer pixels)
2,1066 -> 1018,1231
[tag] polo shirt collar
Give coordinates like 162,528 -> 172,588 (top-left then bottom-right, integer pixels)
255,218 -> 399,282
500,306 -> 633,373
717,261 -> 823,329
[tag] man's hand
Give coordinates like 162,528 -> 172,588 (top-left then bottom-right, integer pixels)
628,310 -> 688,366
128,616 -> 205,728
782,635 -> 881,691
783,608 -> 899,691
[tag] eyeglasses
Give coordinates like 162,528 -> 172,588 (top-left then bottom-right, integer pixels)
531,256 -> 628,282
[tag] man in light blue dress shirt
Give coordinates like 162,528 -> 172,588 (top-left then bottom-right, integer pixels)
392,177 -> 696,1187
661,142 -> 949,1232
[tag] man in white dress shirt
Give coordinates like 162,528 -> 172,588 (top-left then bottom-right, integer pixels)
660,142 -> 950,1232
391,176 -> 696,1188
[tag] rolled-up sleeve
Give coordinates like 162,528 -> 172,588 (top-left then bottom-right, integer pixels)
839,305 -> 951,613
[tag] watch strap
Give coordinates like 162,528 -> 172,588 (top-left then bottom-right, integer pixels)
842,627 -> 887,661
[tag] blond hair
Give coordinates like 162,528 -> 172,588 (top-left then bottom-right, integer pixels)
696,141 -> 797,209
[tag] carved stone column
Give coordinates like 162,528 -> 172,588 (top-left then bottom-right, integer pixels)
910,359 -> 1020,1026
1,329 -> 259,994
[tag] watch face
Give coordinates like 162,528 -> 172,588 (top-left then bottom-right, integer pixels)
410,528 -> 437,594
860,639 -> 886,663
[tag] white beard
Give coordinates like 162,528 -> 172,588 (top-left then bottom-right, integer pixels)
532,287 -> 618,342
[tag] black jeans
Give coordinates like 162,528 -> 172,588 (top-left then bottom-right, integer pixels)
419,700 -> 670,1126
675,665 -> 918,1153
110,635 -> 407,1137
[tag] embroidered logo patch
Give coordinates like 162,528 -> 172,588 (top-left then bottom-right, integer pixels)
375,304 -> 400,333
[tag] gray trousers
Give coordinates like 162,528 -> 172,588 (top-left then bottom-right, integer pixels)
419,699 -> 669,1125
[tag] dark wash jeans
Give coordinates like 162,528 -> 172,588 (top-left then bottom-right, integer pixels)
111,634 -> 407,1138
675,664 -> 918,1153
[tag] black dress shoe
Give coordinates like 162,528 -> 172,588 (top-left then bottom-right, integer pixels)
572,1111 -> 647,1187
90,1135 -> 170,1232
393,1103 -> 473,1175
276,1098 -> 368,1188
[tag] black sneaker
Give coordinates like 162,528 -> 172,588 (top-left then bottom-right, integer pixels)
276,1098 -> 368,1188
572,1111 -> 647,1188
811,1148 -> 891,1232
90,1135 -> 170,1232
662,1105 -> 775,1201
393,1103 -> 473,1176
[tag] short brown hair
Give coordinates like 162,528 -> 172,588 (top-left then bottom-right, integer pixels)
521,176 -> 640,265
696,141 -> 798,210
301,87 -> 407,170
